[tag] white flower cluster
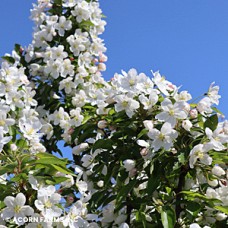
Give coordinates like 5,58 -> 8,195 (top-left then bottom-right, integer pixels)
0,57 -> 45,154
0,0 -> 108,227
24,0 -> 108,144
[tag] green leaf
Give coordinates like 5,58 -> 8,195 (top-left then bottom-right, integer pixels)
10,173 -> 27,182
36,153 -> 68,164
0,162 -> 17,175
209,151 -> 228,164
212,107 -> 224,116
35,158 -> 66,165
77,123 -> 97,143
8,126 -> 17,141
89,190 -> 107,209
50,164 -> 76,176
83,105 -> 96,110
0,201 -> 5,210
146,161 -> 161,195
53,0 -> 62,5
135,211 -> 147,228
80,20 -> 94,29
45,176 -> 69,185
186,201 -> 201,217
82,115 -> 92,124
2,56 -> 15,64
190,103 -> 197,108
102,195 -> 117,207
147,175 -> 160,196
93,139 -> 113,151
115,178 -> 137,211
181,191 -> 221,205
137,128 -> 148,139
16,139 -> 28,149
181,191 -> 208,200
14,44 -> 21,54
204,114 -> 218,131
190,127 -> 204,133
108,108 -> 115,115
214,206 -> 228,215
161,206 -> 176,228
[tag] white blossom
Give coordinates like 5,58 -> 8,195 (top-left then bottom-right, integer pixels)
156,98 -> 188,127
205,127 -> 228,151
55,16 -> 72,37
189,144 -> 212,168
59,77 -> 75,94
197,97 -> 213,115
207,82 -> 220,105
114,94 -> 139,118
139,90 -> 158,110
19,118 -> 42,140
0,127 -> 12,152
35,186 -> 62,219
1,193 -> 34,226
62,0 -> 78,8
148,122 -> 178,151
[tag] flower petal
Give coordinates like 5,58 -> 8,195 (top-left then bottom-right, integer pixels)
4,196 -> 14,207
15,193 -> 26,206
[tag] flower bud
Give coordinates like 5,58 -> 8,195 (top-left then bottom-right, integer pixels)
35,52 -> 43,58
19,47 -> 24,53
182,120 -> 192,131
129,168 -> 137,177
219,179 -> 227,186
189,109 -> 198,118
57,188 -> 63,194
99,53 -> 108,62
72,143 -> 89,155
10,144 -> 17,151
109,125 -> 116,131
212,165 -> 225,177
140,148 -> 149,156
97,120 -> 108,129
216,212 -> 227,221
167,82 -> 176,91
171,148 -> 177,154
53,93 -> 60,99
123,159 -> 135,172
207,179 -> 218,187
97,180 -> 104,188
143,120 -> 153,131
98,63 -> 106,71
68,128 -> 74,135
66,195 -> 74,205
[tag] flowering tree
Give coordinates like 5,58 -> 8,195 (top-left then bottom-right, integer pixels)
0,0 -> 227,227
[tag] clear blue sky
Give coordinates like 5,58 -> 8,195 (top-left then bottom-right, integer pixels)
0,0 -> 227,117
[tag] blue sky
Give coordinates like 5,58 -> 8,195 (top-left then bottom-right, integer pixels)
0,0 -> 227,117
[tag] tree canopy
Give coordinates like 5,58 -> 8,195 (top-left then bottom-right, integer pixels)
0,0 -> 227,227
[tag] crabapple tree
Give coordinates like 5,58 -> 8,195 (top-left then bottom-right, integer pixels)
0,0 -> 227,227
